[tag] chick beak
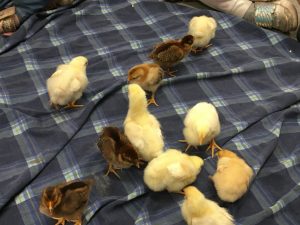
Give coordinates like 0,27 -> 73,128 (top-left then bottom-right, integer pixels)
48,202 -> 53,214
136,162 -> 140,168
199,134 -> 204,145
176,189 -> 185,195
216,149 -> 223,158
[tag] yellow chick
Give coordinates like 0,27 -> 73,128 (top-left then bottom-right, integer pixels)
143,149 -> 203,192
188,16 -> 217,53
128,63 -> 164,106
210,149 -> 254,202
124,84 -> 164,161
181,102 -> 222,156
181,186 -> 235,225
47,56 -> 88,109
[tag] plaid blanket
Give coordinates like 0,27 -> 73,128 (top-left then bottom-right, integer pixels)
0,0 -> 299,224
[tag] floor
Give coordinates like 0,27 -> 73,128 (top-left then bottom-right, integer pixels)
178,0 -> 300,40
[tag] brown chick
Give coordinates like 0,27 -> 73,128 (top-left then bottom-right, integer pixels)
97,126 -> 143,178
149,35 -> 194,76
128,63 -> 164,106
39,179 -> 94,225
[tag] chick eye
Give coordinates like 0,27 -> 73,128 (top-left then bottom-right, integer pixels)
132,76 -> 140,80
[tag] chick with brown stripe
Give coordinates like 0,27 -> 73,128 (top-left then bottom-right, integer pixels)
39,179 -> 93,225
97,126 -> 143,178
149,35 -> 194,76
128,63 -> 164,106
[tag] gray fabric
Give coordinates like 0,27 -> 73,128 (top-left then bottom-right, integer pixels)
14,0 -> 50,21
0,1 -> 300,225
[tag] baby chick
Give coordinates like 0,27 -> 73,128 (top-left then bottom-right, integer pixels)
124,84 -> 164,161
45,0 -> 74,10
180,102 -> 223,157
97,126 -> 143,178
210,149 -> 253,202
143,149 -> 203,193
181,186 -> 235,225
39,179 -> 94,225
188,15 -> 217,53
47,56 -> 88,109
128,63 -> 164,106
149,35 -> 194,76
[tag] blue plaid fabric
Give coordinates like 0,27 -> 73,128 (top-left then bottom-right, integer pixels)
0,0 -> 299,224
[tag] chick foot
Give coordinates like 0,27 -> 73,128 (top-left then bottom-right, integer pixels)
55,218 -> 66,225
164,68 -> 176,77
64,101 -> 84,109
206,139 -> 223,157
105,164 -> 120,179
192,44 -> 212,53
74,220 -> 82,225
147,94 -> 159,106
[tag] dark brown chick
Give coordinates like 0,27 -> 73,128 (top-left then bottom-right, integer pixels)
39,179 -> 94,225
45,0 -> 74,10
97,126 -> 143,178
128,63 -> 164,106
149,35 -> 194,76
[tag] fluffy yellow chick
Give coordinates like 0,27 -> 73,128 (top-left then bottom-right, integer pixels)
181,102 -> 222,156
181,186 -> 235,225
128,63 -> 164,106
47,56 -> 88,109
210,149 -> 254,202
143,149 -> 203,192
188,16 -> 217,53
124,84 -> 164,161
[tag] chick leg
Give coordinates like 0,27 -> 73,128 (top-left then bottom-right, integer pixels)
178,140 -> 197,152
105,163 -> 120,179
64,101 -> 84,109
147,93 -> 159,106
206,139 -> 223,157
175,190 -> 185,195
192,48 -> 201,54
55,218 -> 66,225
136,159 -> 145,168
49,101 -> 59,110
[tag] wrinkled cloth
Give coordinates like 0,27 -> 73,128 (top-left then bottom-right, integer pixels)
0,1 -> 299,225
0,0 -> 50,21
